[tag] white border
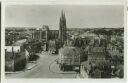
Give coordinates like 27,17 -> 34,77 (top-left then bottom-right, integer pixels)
1,1 -> 127,83
1,2 -> 5,83
2,0 -> 125,5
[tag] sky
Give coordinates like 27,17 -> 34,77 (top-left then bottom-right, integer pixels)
5,5 -> 124,30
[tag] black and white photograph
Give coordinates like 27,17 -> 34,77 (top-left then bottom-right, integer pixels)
0,2 -> 1,82
4,3 -> 125,79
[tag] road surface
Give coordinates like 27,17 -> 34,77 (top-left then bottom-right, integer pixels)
6,52 -> 77,78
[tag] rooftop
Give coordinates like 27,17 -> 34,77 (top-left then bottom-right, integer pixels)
92,47 -> 105,53
12,39 -> 27,46
5,46 -> 20,53
59,46 -> 84,57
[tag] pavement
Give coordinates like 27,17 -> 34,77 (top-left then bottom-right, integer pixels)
6,52 -> 77,78
5,61 -> 37,74
26,61 -> 37,70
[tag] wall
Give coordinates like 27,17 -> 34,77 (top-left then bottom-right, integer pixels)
5,52 -> 15,71
5,46 -> 28,72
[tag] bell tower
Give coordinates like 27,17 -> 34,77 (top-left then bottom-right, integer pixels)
59,10 -> 67,46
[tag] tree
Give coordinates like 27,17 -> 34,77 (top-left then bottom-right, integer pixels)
73,37 -> 84,47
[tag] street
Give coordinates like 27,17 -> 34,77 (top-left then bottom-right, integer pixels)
5,5 -> 124,79
6,52 -> 77,78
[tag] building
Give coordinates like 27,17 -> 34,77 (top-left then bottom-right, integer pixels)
80,46 -> 112,78
59,11 -> 67,46
31,25 -> 50,51
5,39 -> 29,72
88,47 -> 106,61
32,25 -> 60,51
48,40 -> 57,54
49,30 -> 59,40
31,11 -> 68,51
80,61 -> 91,78
32,25 -> 50,41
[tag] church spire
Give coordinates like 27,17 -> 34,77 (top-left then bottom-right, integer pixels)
63,11 -> 65,17
59,10 -> 67,46
61,10 -> 64,19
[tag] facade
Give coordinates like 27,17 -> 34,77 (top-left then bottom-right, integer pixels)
5,40 -> 29,72
49,30 -> 59,40
80,47 -> 109,78
5,46 -> 29,71
32,25 -> 50,41
31,25 -> 50,51
59,47 -> 83,72
88,47 -> 106,61
48,40 -> 57,54
32,11 -> 68,51
107,35 -> 124,66
32,26 -> 59,51
32,26 -> 59,41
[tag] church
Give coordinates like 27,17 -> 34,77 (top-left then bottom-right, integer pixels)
32,11 -> 67,46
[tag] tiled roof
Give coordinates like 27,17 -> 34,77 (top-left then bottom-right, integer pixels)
12,39 -> 26,46
108,50 -> 123,56
88,47 -> 106,59
92,47 -> 105,52
59,46 -> 83,57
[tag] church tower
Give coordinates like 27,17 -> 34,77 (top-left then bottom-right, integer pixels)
59,10 -> 67,46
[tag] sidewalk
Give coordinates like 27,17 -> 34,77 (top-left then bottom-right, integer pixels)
5,61 -> 37,74
26,61 -> 37,70
76,74 -> 84,78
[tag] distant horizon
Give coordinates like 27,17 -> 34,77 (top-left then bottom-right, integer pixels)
5,5 -> 124,29
5,26 -> 124,30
